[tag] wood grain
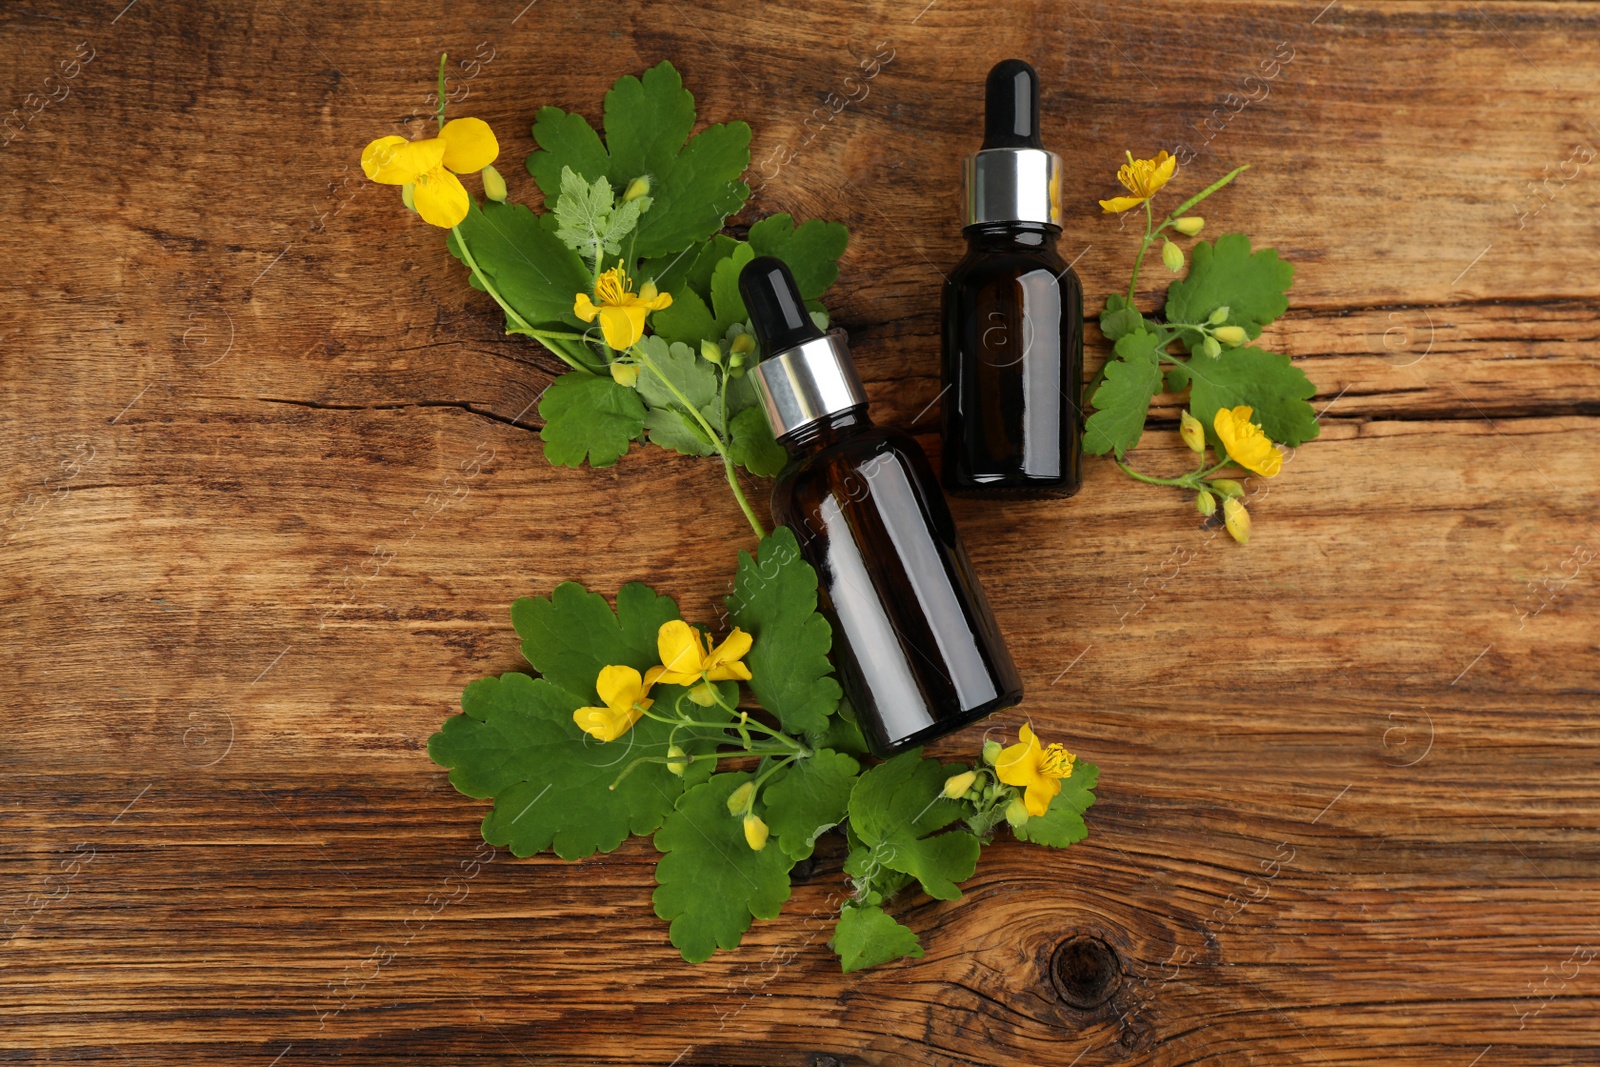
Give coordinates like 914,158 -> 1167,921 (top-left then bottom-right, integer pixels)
3,0 -> 1599,1063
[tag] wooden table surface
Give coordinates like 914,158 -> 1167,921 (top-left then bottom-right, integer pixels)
4,0 -> 1598,1063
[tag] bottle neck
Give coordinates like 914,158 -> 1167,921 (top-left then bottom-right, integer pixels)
778,404 -> 874,452
961,220 -> 1060,252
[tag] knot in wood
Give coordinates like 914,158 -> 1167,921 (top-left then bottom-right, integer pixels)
1051,934 -> 1123,1009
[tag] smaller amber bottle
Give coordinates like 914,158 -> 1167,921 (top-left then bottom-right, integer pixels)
943,59 -> 1084,497
741,257 -> 1022,758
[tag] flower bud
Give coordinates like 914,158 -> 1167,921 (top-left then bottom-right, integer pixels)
401,184 -> 417,212
701,339 -> 723,364
610,363 -> 640,388
665,744 -> 688,775
481,164 -> 508,203
1179,410 -> 1205,453
1201,336 -> 1222,359
982,739 -> 1002,765
730,333 -> 757,357
726,781 -> 755,815
1196,489 -> 1217,517
1210,478 -> 1244,498
743,814 -> 769,851
728,352 -> 745,369
1173,216 -> 1205,236
1223,496 -> 1251,544
1161,239 -> 1184,273
1213,325 -> 1248,346
943,770 -> 977,799
1208,305 -> 1230,325
623,176 -> 651,203
689,680 -> 718,707
982,783 -> 999,802
1004,798 -> 1031,828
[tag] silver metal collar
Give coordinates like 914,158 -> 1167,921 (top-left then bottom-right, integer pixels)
963,147 -> 1064,228
749,332 -> 868,440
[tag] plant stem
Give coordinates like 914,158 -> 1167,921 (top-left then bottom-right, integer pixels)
631,341 -> 769,540
1114,454 -> 1239,490
452,225 -> 595,375
436,54 -> 448,132
1164,163 -> 1250,223
1126,199 -> 1157,304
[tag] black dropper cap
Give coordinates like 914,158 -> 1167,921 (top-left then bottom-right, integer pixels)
981,59 -> 1042,150
739,256 -> 824,357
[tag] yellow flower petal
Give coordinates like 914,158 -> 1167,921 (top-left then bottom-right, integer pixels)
411,166 -> 470,228
574,293 -> 600,323
597,304 -> 648,350
361,135 -> 447,185
1023,779 -> 1060,818
439,117 -> 499,174
1098,194 -> 1148,214
596,664 -> 650,710
994,724 -> 1041,788
573,703 -> 643,742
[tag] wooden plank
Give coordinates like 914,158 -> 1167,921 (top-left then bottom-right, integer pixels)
2,0 -> 1599,1063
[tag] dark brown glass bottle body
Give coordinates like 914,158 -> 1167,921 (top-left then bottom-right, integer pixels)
769,406 -> 1023,758
942,221 -> 1084,497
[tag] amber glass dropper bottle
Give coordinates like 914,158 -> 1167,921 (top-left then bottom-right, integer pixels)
943,58 -> 1084,497
740,256 -> 1023,758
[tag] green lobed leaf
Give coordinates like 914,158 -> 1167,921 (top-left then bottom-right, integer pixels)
1014,760 -> 1100,848
537,372 -> 646,468
510,580 -> 679,702
848,750 -> 979,901
428,672 -> 689,860
653,772 -> 795,963
526,106 -> 611,192
649,286 -> 716,349
1183,345 -> 1321,448
726,527 -> 842,736
448,200 -> 592,330
831,904 -> 924,973
710,242 -> 757,335
805,697 -> 870,757
551,166 -> 641,261
632,120 -> 750,259
601,61 -> 698,188
1163,233 -> 1293,349
761,748 -> 861,860
634,336 -> 717,412
1082,329 -> 1165,457
643,406 -> 717,457
1098,293 -> 1146,342
728,406 -> 788,478
747,214 -> 849,300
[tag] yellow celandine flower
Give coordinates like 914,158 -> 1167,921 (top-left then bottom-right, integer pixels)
995,723 -> 1076,818
1098,150 -> 1176,213
572,664 -> 654,742
645,620 -> 753,688
360,118 -> 500,229
1212,405 -> 1283,477
574,268 -> 673,351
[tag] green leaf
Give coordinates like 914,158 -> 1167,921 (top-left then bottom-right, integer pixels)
653,772 -> 795,963
1183,345 -> 1321,448
728,406 -> 788,477
551,166 -> 641,261
643,406 -> 716,457
634,336 -> 717,413
428,672 -> 689,860
649,286 -> 717,349
448,200 -> 592,330
805,697 -> 870,757
711,242 -> 758,335
726,527 -> 842,736
538,372 -> 646,468
747,214 -> 849,300
510,581 -> 679,702
1098,293 -> 1146,342
528,63 -> 751,262
526,106 -> 611,191
848,750 -> 979,901
1082,329 -> 1165,457
685,234 -> 740,297
1163,233 -> 1293,348
831,904 -> 924,973
762,749 -> 861,860
1014,760 -> 1099,848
